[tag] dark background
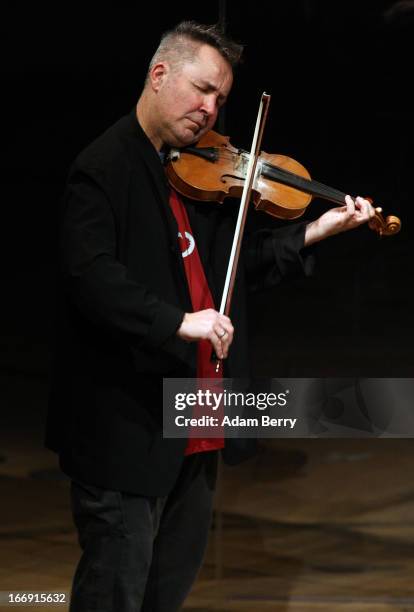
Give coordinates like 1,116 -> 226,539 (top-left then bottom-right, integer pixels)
2,0 -> 413,389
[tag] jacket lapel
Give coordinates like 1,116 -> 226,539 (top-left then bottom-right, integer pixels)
124,109 -> 191,303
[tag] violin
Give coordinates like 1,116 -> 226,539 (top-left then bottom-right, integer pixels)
166,129 -> 401,237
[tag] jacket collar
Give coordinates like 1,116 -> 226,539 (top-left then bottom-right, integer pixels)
125,108 -> 171,204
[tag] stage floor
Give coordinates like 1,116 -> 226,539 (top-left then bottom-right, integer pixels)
1,374 -> 414,611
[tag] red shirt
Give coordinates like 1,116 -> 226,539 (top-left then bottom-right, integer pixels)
169,189 -> 224,455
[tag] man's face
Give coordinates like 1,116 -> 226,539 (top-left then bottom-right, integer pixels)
152,44 -> 233,148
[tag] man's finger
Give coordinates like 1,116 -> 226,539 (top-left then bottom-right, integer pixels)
211,330 -> 227,359
345,194 -> 355,215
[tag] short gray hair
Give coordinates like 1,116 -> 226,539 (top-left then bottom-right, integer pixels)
146,20 -> 243,81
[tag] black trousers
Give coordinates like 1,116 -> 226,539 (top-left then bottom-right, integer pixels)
69,451 -> 218,612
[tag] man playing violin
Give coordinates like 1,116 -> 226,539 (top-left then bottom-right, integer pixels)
46,20 -> 376,612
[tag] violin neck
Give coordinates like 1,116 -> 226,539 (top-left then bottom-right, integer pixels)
261,161 -> 347,206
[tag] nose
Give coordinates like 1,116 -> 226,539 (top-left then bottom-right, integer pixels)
200,94 -> 218,119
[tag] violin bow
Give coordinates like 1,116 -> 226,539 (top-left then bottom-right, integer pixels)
215,92 -> 271,372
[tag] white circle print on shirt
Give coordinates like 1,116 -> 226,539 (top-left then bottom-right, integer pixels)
178,231 -> 195,258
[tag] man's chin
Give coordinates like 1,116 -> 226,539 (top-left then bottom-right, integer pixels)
170,129 -> 203,149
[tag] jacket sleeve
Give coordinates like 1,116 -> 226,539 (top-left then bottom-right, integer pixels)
60,165 -> 186,352
243,221 -> 316,292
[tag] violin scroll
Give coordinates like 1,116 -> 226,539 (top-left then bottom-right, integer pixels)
368,203 -> 401,237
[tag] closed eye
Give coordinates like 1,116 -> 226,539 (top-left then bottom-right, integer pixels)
193,81 -> 227,108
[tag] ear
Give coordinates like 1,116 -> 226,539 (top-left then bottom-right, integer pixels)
149,62 -> 170,93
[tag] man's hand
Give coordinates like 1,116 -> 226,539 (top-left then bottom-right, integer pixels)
304,195 -> 376,247
177,309 -> 234,359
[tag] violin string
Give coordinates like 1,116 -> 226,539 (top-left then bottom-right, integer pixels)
262,162 -> 347,204
212,149 -> 347,204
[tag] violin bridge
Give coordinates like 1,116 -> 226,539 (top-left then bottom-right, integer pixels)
234,152 -> 249,176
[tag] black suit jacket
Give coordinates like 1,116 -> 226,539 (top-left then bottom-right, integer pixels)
46,109 -> 314,495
